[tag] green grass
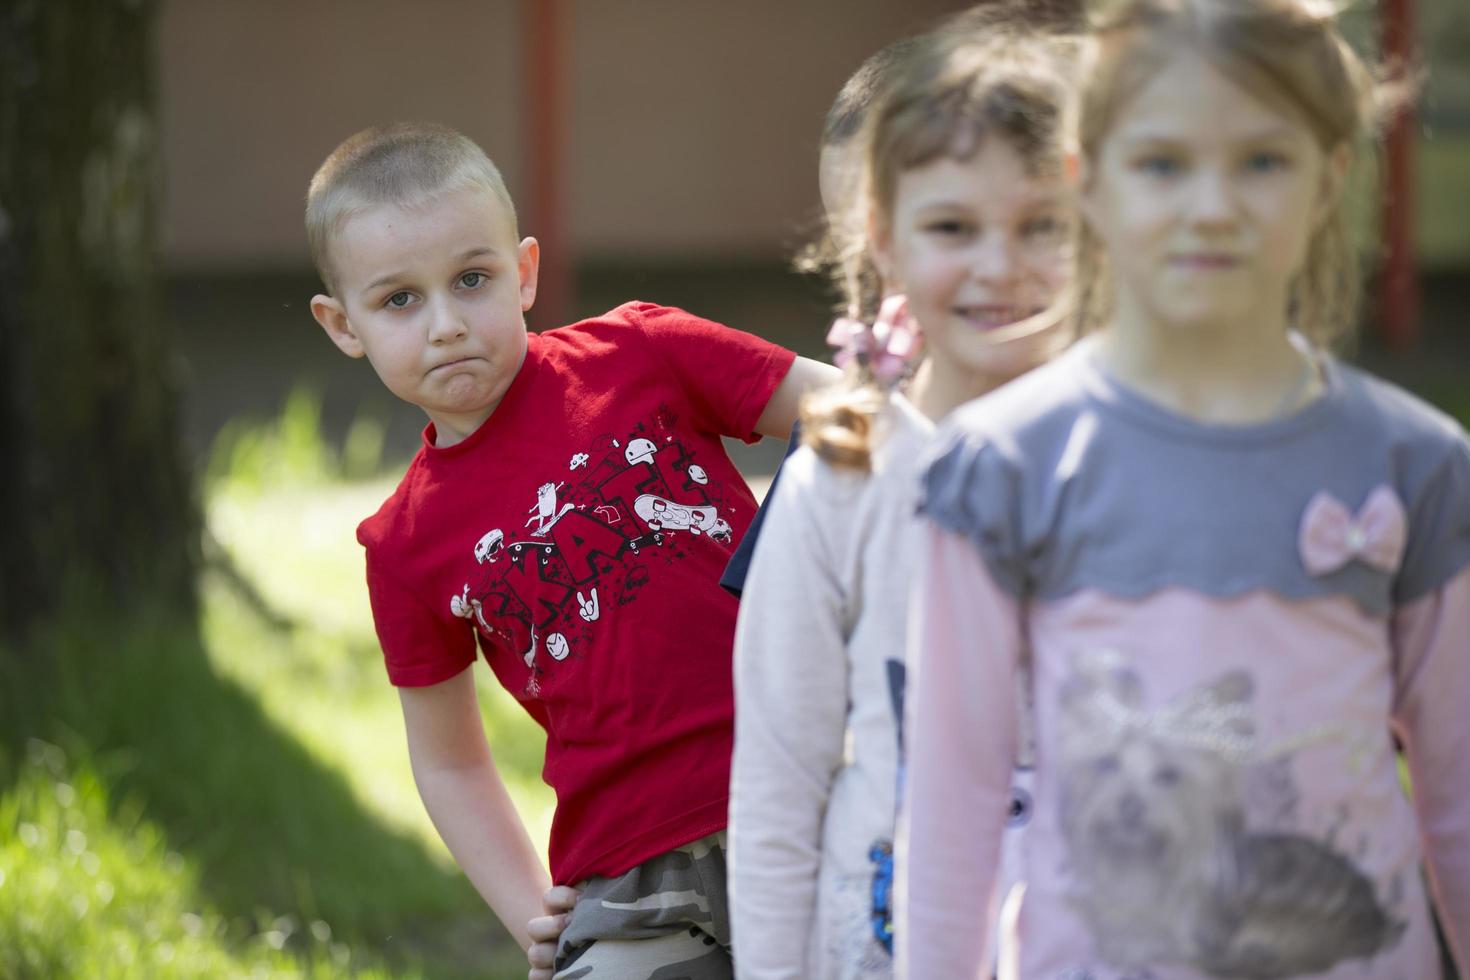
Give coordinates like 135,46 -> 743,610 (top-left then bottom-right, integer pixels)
1,740 -> 365,979
0,392 -> 553,978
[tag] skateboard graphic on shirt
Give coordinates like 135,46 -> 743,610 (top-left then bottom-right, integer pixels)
526,481 -> 575,537
632,494 -> 732,542
448,406 -> 739,694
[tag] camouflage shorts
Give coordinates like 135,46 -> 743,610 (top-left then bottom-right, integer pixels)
553,831 -> 731,980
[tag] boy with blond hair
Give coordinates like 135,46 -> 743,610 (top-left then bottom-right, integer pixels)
307,122 -> 832,978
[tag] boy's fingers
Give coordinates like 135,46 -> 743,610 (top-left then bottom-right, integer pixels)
541,884 -> 581,914
526,913 -> 570,943
527,883 -> 578,978
527,938 -> 558,969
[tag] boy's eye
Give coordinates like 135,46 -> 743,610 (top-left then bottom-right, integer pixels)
458,271 -> 488,289
385,291 -> 414,309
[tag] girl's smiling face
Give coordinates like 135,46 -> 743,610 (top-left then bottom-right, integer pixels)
1079,52 -> 1345,339
875,138 -> 1070,386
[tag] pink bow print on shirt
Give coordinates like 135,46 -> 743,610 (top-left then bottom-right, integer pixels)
1297,484 -> 1407,577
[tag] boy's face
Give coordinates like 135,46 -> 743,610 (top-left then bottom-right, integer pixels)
312,187 -> 538,446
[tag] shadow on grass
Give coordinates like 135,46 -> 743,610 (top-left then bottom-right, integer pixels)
0,606 -> 526,980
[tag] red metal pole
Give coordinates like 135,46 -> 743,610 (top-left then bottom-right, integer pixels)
525,0 -> 572,331
1380,0 -> 1419,350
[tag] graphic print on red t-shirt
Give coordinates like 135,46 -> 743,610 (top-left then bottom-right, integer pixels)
448,402 -> 734,696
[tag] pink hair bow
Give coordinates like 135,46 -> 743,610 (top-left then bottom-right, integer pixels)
1297,484 -> 1407,577
825,294 -> 920,385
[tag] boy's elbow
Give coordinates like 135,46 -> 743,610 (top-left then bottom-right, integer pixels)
407,737 -> 495,780
756,357 -> 840,438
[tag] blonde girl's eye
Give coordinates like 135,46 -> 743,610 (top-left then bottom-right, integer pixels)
458,271 -> 488,289
1244,150 -> 1290,174
384,290 -> 414,310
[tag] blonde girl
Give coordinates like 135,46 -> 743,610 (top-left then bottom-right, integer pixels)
728,20 -> 1076,980
899,0 -> 1470,977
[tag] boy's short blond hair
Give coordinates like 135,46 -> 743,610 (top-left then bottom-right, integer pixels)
306,122 -> 518,294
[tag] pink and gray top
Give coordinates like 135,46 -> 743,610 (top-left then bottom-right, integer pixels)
897,337 -> 1470,980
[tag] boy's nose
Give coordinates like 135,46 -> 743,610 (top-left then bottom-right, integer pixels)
428,298 -> 469,344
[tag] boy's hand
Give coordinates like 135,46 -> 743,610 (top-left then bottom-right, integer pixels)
526,884 -> 581,980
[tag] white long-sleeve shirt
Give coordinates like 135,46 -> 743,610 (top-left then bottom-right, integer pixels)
729,394 -> 931,980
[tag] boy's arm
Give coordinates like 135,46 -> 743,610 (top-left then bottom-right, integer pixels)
753,356 -> 839,439
400,667 -> 550,950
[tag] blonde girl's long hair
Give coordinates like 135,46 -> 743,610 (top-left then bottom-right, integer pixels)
1070,0 -> 1399,347
803,15 -> 1078,472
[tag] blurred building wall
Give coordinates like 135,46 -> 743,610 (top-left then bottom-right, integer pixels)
158,0 -> 967,272
158,0 -> 1470,274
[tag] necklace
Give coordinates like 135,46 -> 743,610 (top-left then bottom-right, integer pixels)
1270,347 -> 1322,418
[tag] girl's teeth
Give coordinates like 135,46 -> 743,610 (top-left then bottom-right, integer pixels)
961,308 -> 1019,326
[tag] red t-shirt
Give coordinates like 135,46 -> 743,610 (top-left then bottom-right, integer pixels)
357,302 -> 796,884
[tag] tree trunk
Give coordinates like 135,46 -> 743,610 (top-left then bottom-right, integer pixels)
0,0 -> 196,640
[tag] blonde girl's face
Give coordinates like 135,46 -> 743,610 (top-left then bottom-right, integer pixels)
1080,53 -> 1344,337
876,139 -> 1070,384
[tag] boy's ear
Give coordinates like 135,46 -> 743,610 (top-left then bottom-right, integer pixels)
517,237 -> 541,312
311,294 -> 365,358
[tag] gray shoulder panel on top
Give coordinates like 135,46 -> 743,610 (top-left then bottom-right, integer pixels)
917,347 -> 1470,615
